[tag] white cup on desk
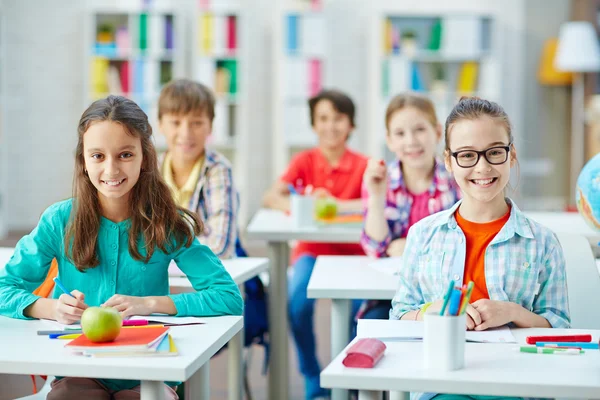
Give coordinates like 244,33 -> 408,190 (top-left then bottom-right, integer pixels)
423,312 -> 465,371
290,194 -> 315,228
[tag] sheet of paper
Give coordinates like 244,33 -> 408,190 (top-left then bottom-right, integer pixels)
40,319 -> 81,330
368,257 -> 402,277
129,315 -> 206,325
357,319 -> 516,343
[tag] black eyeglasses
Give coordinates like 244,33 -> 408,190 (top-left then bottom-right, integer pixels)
450,143 -> 512,168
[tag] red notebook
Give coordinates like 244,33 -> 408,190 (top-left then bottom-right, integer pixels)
65,326 -> 169,352
343,338 -> 386,368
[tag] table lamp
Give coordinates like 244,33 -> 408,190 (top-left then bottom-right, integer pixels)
555,21 -> 600,205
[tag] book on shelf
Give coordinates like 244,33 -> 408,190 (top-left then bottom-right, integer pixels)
456,61 -> 479,95
139,13 -> 148,51
308,59 -> 322,97
286,14 -> 299,54
198,13 -> 237,56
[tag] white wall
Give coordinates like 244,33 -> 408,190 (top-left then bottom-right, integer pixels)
3,0 -> 83,230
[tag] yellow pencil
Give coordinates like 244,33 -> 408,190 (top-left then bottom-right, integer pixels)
458,281 -> 474,315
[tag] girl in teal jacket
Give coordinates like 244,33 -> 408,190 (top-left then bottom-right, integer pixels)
0,95 -> 243,399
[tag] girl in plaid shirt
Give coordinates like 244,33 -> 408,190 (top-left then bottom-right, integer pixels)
358,94 -> 461,321
392,97 -> 570,400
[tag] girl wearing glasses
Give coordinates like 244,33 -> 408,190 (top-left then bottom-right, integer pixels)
390,96 -> 570,400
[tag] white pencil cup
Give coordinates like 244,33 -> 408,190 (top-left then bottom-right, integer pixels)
423,312 -> 466,371
290,194 -> 316,228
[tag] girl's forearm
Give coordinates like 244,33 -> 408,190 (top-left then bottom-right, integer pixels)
511,303 -> 551,328
364,197 -> 390,242
24,298 -> 56,320
146,296 -> 177,315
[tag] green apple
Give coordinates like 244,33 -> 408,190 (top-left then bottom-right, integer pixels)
81,306 -> 122,343
315,197 -> 338,219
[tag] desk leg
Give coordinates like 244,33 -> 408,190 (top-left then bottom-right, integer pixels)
389,391 -> 410,400
140,381 -> 165,400
228,284 -> 244,400
185,363 -> 209,400
358,390 -> 382,400
268,241 -> 290,400
331,299 -> 351,400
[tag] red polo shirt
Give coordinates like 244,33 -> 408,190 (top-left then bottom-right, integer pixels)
280,147 -> 368,262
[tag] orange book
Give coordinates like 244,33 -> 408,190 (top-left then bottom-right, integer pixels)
316,213 -> 363,225
65,326 -> 169,353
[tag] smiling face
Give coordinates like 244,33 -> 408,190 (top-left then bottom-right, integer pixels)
158,111 -> 212,165
385,106 -> 441,170
312,99 -> 354,150
444,116 -> 516,206
83,120 -> 143,207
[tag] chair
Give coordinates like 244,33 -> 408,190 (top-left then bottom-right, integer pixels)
556,233 -> 600,329
15,377 -> 54,399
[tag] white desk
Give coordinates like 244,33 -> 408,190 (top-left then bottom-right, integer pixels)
307,256 -> 395,400
169,257 -> 268,400
168,257 -> 270,289
246,209 -> 361,400
525,211 -> 600,238
0,315 -> 243,400
322,323 -> 600,399
0,250 -> 262,400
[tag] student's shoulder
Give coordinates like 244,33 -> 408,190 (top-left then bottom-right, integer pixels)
205,149 -> 234,171
345,148 -> 368,164
408,207 -> 454,236
521,213 -> 563,252
287,148 -> 318,168
40,198 -> 74,226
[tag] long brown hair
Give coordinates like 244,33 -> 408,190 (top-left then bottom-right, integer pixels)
66,95 -> 202,271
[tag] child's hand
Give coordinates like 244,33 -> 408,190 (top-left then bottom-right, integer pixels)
386,239 -> 406,257
102,294 -> 154,319
54,290 -> 88,325
312,187 -> 333,198
471,299 -> 514,331
419,300 -> 482,330
364,159 -> 387,197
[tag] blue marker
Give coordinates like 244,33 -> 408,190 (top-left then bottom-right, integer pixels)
439,280 -> 455,316
53,277 -> 75,298
536,342 -> 599,349
448,288 -> 462,316
288,183 -> 298,195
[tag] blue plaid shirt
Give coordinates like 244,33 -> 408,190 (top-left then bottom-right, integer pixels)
391,198 -> 570,400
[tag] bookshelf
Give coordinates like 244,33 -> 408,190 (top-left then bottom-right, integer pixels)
193,0 -> 243,156
367,5 -> 502,160
272,0 -> 326,177
84,0 -> 184,147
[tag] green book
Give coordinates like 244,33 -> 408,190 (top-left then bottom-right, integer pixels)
224,60 -> 237,95
139,13 -> 148,51
428,19 -> 442,51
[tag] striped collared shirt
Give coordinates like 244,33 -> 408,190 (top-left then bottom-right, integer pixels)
391,198 -> 570,400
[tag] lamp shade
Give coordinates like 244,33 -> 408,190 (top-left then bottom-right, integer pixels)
555,21 -> 600,72
538,38 -> 573,85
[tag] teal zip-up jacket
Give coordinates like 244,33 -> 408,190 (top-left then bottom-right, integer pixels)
0,199 -> 243,390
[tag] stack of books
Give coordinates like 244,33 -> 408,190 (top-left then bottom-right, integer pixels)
65,326 -> 178,358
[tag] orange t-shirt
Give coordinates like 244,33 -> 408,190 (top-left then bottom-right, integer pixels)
280,147 -> 368,263
455,207 -> 511,303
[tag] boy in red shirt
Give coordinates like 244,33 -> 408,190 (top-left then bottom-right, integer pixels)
263,89 -> 367,399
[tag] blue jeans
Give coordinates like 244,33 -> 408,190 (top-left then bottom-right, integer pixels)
288,255 -> 391,399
